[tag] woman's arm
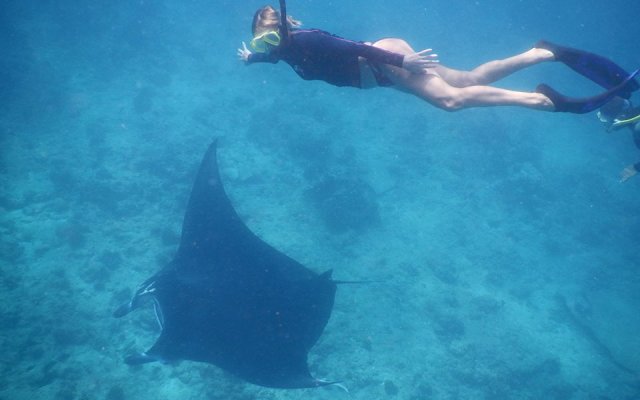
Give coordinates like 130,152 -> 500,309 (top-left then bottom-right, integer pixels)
301,31 -> 437,73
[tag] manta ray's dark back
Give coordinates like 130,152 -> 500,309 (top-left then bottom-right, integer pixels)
114,141 -> 337,389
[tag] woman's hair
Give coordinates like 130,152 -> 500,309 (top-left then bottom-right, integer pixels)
252,5 -> 301,36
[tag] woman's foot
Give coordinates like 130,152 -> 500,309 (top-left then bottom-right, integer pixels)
534,40 -> 560,60
530,46 -> 555,61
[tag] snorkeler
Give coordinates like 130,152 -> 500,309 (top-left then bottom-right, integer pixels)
237,0 -> 639,113
597,97 -> 640,182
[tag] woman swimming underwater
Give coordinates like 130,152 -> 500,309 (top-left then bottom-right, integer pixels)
238,0 -> 639,113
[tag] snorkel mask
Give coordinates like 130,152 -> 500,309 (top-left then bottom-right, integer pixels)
250,30 -> 281,53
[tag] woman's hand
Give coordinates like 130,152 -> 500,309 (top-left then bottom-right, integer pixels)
402,49 -> 439,74
620,164 -> 638,182
237,42 -> 252,62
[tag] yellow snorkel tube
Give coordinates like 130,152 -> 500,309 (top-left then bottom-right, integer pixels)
609,113 -> 640,131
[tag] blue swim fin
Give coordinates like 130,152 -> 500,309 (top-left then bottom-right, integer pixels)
536,40 -> 640,99
536,69 -> 640,114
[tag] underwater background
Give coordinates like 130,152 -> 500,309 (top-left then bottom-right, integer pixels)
1,0 -> 639,399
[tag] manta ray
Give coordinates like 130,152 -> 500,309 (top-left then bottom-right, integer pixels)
114,141 -> 338,388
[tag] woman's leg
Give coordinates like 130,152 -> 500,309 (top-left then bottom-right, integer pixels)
372,38 -> 554,111
395,72 -> 553,111
372,38 -> 553,87
434,47 -> 554,87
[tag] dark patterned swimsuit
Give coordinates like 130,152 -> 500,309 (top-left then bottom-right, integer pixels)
247,29 -> 404,88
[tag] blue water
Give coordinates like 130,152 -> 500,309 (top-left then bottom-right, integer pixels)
1,1 -> 639,399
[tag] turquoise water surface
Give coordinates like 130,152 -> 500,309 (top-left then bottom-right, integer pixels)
1,1 -> 639,399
